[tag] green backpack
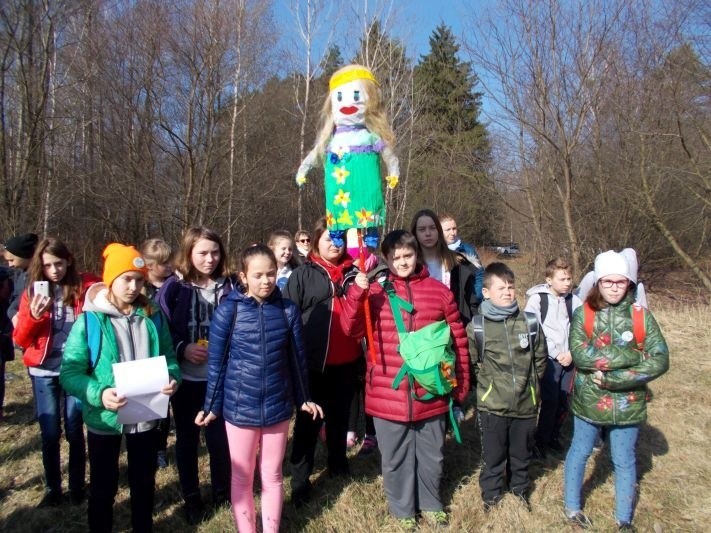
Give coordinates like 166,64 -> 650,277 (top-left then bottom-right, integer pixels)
381,280 -> 462,443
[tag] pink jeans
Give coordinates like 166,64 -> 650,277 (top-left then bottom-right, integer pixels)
224,419 -> 290,533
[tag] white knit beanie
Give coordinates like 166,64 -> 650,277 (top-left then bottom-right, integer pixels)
593,250 -> 631,283
619,248 -> 639,284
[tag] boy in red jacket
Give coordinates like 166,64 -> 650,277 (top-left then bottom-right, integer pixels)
341,230 -> 469,531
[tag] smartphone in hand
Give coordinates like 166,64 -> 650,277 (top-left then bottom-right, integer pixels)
33,281 -> 49,298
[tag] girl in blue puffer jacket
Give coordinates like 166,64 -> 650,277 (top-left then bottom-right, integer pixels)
195,244 -> 322,533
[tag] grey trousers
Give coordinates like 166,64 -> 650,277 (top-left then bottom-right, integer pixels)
373,414 -> 446,518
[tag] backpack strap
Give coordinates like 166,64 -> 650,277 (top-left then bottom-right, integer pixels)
583,302 -> 595,339
631,304 -> 646,349
524,311 -> 538,348
539,293 -> 549,324
85,311 -> 103,370
380,279 -> 413,335
565,293 -> 574,321
471,314 -> 485,361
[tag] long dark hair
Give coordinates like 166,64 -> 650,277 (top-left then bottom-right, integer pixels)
409,209 -> 460,271
28,238 -> 82,306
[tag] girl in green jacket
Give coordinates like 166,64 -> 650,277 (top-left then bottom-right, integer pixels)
564,251 -> 668,530
60,243 -> 181,532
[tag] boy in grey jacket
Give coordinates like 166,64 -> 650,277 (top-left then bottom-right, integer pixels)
525,257 -> 582,457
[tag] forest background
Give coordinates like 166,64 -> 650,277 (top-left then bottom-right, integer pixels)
1,0 -> 709,294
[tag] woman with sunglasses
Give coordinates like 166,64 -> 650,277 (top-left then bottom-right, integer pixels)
564,251 -> 668,530
294,230 -> 311,264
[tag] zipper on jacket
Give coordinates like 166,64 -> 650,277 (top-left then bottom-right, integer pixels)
504,318 -> 517,409
126,315 -> 137,361
405,279 -> 414,421
610,306 -> 617,424
260,304 -> 266,426
316,262 -> 335,374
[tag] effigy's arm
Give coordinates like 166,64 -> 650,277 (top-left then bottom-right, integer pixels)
381,144 -> 400,189
296,146 -> 319,186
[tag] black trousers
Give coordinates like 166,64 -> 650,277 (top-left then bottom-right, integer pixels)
290,361 -> 357,495
478,411 -> 536,503
87,428 -> 158,533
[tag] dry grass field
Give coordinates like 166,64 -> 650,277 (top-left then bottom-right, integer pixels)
1,282 -> 709,531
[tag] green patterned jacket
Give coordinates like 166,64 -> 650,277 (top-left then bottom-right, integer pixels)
569,295 -> 669,426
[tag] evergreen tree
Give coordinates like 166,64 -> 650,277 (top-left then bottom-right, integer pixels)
320,44 -> 343,77
411,24 -> 494,243
415,23 -> 488,146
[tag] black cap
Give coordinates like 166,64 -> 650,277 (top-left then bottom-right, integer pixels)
4,233 -> 39,259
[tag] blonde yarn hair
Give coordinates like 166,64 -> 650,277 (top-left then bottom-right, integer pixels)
313,64 -> 396,158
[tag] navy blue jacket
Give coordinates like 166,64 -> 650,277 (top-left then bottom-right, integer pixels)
203,288 -> 310,427
157,275 -> 239,361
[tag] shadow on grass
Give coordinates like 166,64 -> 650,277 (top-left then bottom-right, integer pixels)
442,411 -> 481,507
581,423 -> 668,507
279,437 -> 382,531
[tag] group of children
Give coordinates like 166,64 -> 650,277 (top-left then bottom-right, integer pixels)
2,222 -> 668,532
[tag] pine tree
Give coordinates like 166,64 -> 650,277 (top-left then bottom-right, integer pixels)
415,24 -> 487,146
411,24 -> 495,243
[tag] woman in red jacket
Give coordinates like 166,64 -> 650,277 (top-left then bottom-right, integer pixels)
13,238 -> 99,508
341,230 -> 470,530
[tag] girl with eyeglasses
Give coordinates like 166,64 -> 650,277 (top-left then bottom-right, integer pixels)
564,251 -> 669,530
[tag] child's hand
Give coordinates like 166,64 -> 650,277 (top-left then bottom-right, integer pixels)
30,293 -> 52,320
558,351 -> 573,367
184,343 -> 208,364
355,272 -> 369,290
195,410 -> 217,426
161,379 -> 178,396
591,370 -> 604,386
301,401 -> 324,420
102,388 -> 127,411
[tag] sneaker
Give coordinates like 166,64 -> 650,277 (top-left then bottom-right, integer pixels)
566,510 -> 592,529
512,491 -> 531,512
359,435 -> 378,456
346,431 -> 358,449
69,487 -> 85,505
184,495 -> 206,525
397,516 -> 418,531
617,521 -> 635,531
156,451 -> 169,469
37,489 -> 62,508
483,495 -> 502,513
422,510 -> 448,527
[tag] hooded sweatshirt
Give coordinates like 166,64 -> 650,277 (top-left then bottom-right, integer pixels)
525,284 -> 582,361
61,283 -> 180,434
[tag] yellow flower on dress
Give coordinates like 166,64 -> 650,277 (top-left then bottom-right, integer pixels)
337,210 -> 353,226
333,189 -> 351,209
325,211 -> 336,228
332,166 -> 350,185
356,208 -> 373,226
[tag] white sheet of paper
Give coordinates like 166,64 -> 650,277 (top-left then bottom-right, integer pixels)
113,356 -> 169,425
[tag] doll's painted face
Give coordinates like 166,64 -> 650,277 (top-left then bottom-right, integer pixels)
331,79 -> 367,127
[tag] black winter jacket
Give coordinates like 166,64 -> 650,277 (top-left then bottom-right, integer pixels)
282,260 -> 358,372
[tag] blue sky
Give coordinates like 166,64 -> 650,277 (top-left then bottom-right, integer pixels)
274,0 -> 475,64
